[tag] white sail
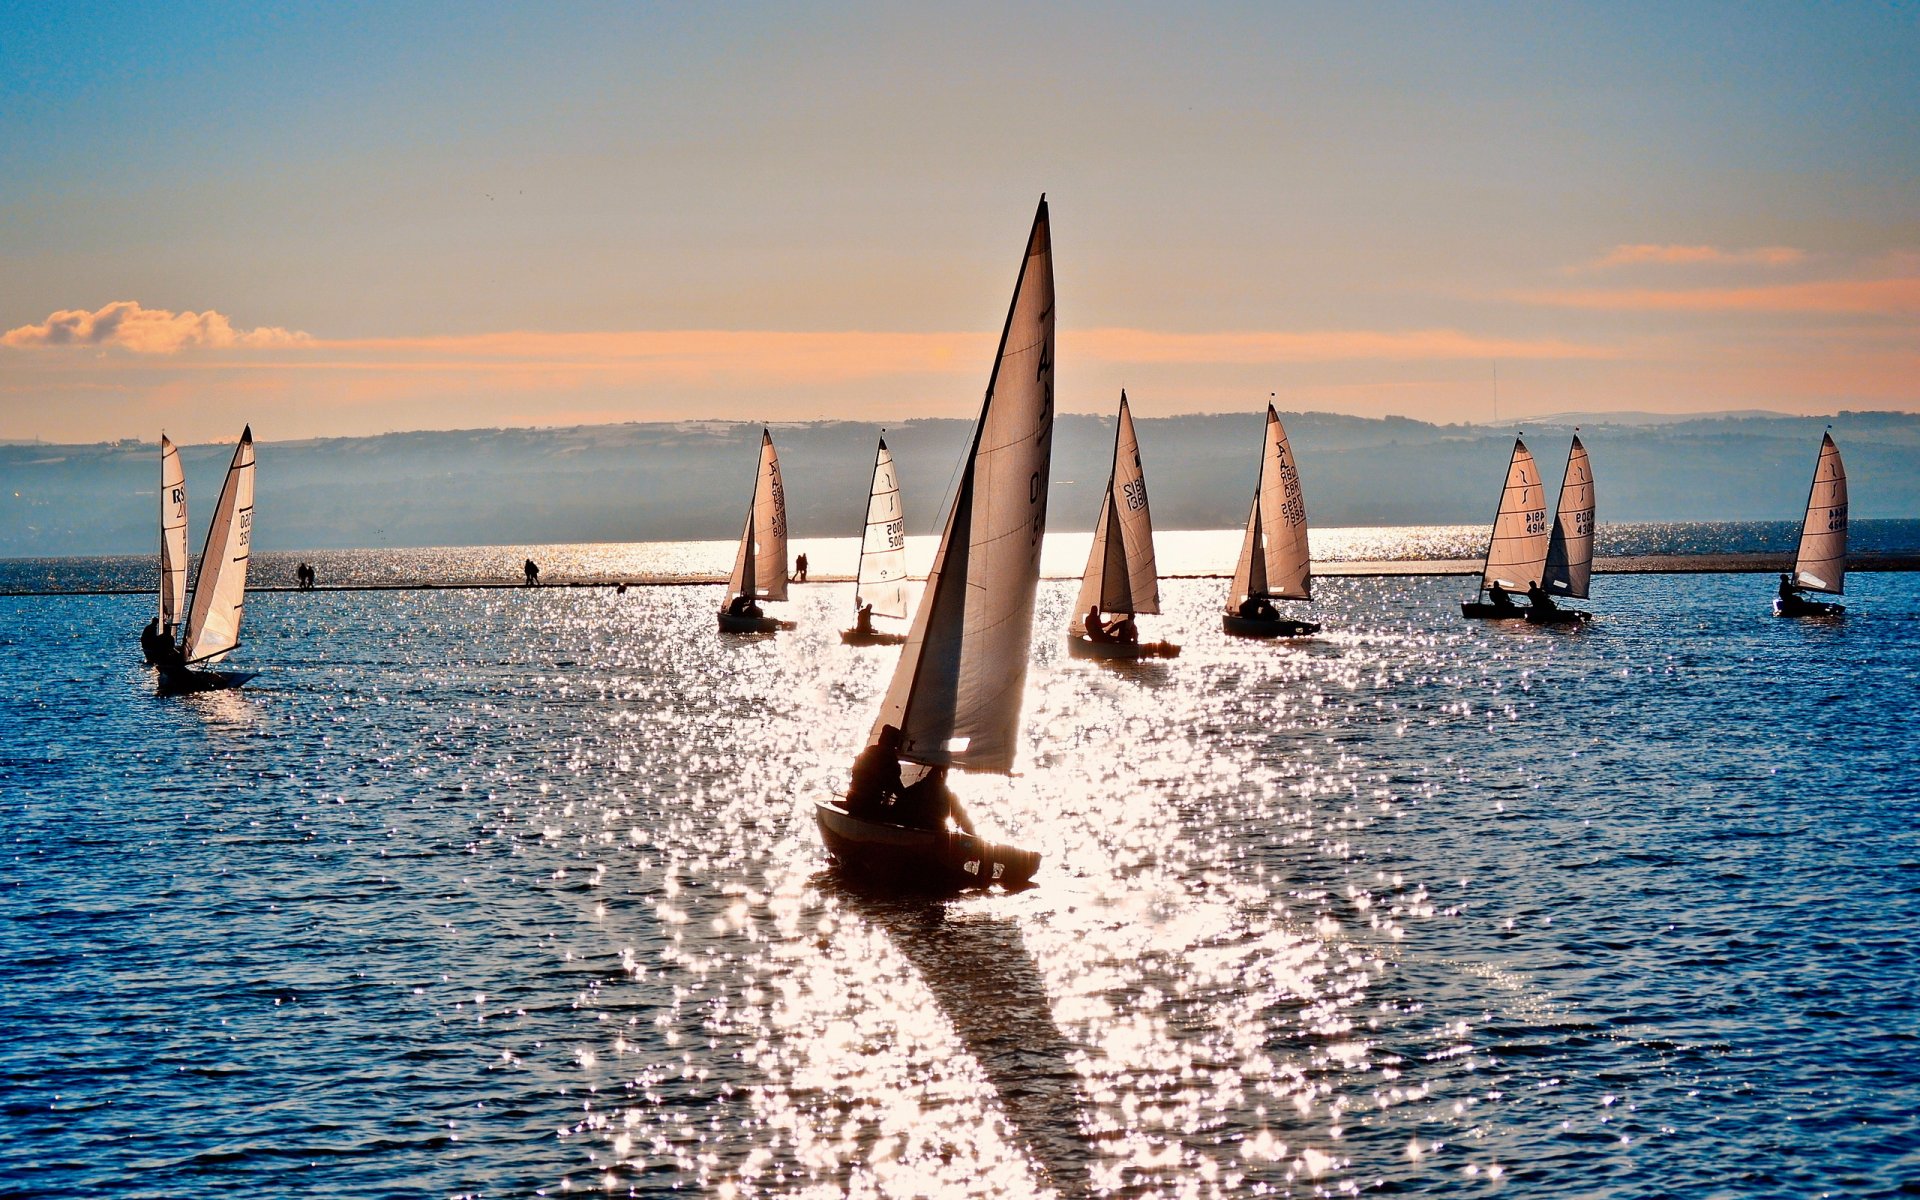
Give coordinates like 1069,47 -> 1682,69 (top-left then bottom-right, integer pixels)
1792,432 -> 1847,594
1478,438 -> 1550,593
726,429 -> 789,603
1542,435 -> 1595,599
159,434 -> 188,629
183,427 -> 255,664
1226,405 -> 1310,611
854,438 -> 909,619
1073,392 -> 1160,620
870,197 -> 1055,774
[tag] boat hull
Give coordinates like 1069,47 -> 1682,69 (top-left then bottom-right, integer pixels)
1774,597 -> 1846,618
717,611 -> 790,634
1460,602 -> 1530,620
1524,606 -> 1590,626
1067,635 -> 1180,659
813,799 -> 1040,892
840,627 -> 908,646
1222,614 -> 1319,639
156,667 -> 257,695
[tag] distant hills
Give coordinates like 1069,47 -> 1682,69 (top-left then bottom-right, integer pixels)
4,411 -> 1916,557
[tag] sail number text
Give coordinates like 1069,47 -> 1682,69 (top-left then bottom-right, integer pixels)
1122,479 -> 1147,513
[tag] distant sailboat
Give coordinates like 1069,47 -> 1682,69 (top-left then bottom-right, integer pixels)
1222,405 -> 1319,638
1774,432 -> 1847,618
1528,435 -> 1594,625
814,196 -> 1054,891
1068,392 -> 1179,659
140,435 -> 190,665
1461,437 -> 1549,620
718,429 -> 792,633
841,436 -> 910,646
157,427 -> 258,694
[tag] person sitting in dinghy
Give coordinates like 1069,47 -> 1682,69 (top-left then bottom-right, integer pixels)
855,602 -> 874,635
1107,614 -> 1138,644
727,593 -> 763,619
141,618 -> 183,667
1488,582 -> 1518,611
846,724 -> 906,819
895,766 -> 977,837
1238,595 -> 1279,623
1526,581 -> 1557,616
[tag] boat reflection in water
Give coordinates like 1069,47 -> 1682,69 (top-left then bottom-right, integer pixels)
824,879 -> 1091,1198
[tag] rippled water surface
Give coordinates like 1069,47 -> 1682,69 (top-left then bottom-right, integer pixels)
4,569 -> 1918,1197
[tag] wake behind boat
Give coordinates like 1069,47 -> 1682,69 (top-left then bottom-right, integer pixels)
156,427 -> 258,695
1068,392 -> 1179,660
1774,431 -> 1848,618
1222,404 -> 1319,638
841,436 -> 910,646
815,196 -> 1054,893
718,429 -> 794,633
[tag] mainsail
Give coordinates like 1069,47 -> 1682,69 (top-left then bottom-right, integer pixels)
854,438 -> 909,619
1792,432 -> 1847,594
727,429 -> 789,603
1073,392 -> 1159,620
182,427 -> 255,664
1478,438 -> 1549,593
1542,435 -> 1595,599
869,197 -> 1055,774
1226,405 -> 1310,611
159,434 -> 189,629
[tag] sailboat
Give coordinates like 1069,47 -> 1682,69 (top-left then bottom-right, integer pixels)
1461,437 -> 1550,620
157,427 -> 258,694
140,435 -> 190,665
1528,435 -> 1594,625
840,436 -> 910,646
813,196 -> 1054,892
717,428 -> 793,633
1222,404 -> 1319,638
1774,431 -> 1847,618
1069,391 -> 1178,658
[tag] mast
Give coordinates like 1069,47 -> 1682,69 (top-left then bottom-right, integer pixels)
159,434 -> 188,630
868,196 -> 1055,775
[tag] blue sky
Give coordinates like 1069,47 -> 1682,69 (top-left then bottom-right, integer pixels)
3,2 -> 1915,441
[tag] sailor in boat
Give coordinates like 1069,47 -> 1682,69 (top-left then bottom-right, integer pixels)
140,617 -> 181,667
854,602 -> 875,636
1237,595 -> 1280,623
1776,572 -> 1811,613
726,593 -> 764,619
1107,614 -> 1138,644
1487,582 -> 1519,611
1083,604 -> 1113,643
1526,580 -> 1558,617
845,724 -> 978,836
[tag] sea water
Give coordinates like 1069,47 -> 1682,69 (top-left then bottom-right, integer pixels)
1,551 -> 1917,1197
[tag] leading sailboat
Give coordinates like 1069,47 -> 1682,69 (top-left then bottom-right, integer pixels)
841,436 -> 910,646
1774,431 -> 1847,618
1223,404 -> 1319,638
1068,392 -> 1178,659
156,427 -> 258,694
814,196 -> 1054,891
718,429 -> 792,633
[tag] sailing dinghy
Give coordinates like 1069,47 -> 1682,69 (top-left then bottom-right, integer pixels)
1774,432 -> 1847,618
718,429 -> 793,633
1527,435 -> 1594,626
814,196 -> 1054,892
841,437 -> 910,646
157,427 -> 258,694
1462,437 -> 1550,620
141,435 -> 190,665
1222,405 -> 1319,638
1069,392 -> 1178,659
